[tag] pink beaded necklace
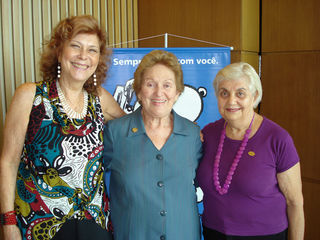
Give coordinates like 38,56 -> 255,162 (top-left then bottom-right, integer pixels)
213,113 -> 255,195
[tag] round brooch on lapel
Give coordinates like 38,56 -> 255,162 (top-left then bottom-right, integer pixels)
248,151 -> 255,157
131,127 -> 138,133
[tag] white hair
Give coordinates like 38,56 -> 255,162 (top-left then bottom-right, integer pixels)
213,62 -> 262,108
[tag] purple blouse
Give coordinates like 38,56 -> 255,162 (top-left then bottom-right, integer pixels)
196,117 -> 299,236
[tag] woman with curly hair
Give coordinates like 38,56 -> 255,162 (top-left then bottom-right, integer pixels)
0,15 -> 124,240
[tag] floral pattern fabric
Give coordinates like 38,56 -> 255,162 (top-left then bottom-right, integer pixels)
15,80 -> 109,240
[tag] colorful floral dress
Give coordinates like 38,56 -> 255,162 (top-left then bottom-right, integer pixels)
15,80 -> 109,240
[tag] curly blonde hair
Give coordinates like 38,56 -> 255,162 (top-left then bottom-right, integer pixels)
39,15 -> 111,95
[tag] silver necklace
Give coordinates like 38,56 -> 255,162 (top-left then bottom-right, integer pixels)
56,80 -> 88,119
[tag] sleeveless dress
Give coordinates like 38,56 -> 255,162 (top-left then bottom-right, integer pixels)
14,80 -> 110,240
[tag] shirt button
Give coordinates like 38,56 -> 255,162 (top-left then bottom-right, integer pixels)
156,154 -> 163,160
160,235 -> 166,240
157,181 -> 164,187
160,210 -> 166,216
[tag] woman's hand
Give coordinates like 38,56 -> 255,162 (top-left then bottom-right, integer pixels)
2,225 -> 22,240
200,130 -> 204,142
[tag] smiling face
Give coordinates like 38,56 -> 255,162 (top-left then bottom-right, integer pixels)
59,33 -> 100,83
137,64 -> 180,119
217,77 -> 257,124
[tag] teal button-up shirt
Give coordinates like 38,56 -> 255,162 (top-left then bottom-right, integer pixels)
103,107 -> 202,240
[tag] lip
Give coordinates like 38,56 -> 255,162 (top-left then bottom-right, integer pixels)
71,62 -> 89,70
226,107 -> 241,112
151,99 -> 167,105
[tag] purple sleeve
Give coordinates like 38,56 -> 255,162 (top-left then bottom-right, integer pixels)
276,133 -> 300,173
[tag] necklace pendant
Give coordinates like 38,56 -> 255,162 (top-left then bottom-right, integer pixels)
212,114 -> 255,195
56,80 -> 88,119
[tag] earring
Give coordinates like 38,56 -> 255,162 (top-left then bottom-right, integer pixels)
93,73 -> 97,86
57,63 -> 61,79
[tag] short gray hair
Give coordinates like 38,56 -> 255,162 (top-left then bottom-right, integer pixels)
213,62 -> 262,108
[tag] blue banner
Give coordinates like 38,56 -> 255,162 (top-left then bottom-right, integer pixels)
102,47 -> 230,128
102,47 -> 230,238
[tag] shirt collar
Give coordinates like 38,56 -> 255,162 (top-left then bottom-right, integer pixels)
127,106 -> 191,137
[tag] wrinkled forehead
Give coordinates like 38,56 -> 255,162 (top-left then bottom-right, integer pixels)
218,76 -> 250,87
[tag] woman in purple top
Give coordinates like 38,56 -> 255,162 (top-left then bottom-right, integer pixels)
196,62 -> 304,240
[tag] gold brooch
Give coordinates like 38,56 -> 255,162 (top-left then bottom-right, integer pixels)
131,127 -> 138,133
248,151 -> 255,157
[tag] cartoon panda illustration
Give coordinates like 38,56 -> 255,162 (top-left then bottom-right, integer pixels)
113,79 -> 207,122
196,186 -> 204,203
113,78 -> 135,114
172,84 -> 207,122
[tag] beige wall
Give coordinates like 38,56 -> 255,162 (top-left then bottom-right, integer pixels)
0,0 -> 138,154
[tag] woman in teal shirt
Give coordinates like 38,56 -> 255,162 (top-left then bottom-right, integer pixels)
103,50 -> 202,240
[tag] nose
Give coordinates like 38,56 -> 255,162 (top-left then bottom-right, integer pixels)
78,48 -> 88,59
227,93 -> 237,104
155,85 -> 163,96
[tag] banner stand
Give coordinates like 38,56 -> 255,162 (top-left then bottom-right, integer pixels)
107,32 -> 234,50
